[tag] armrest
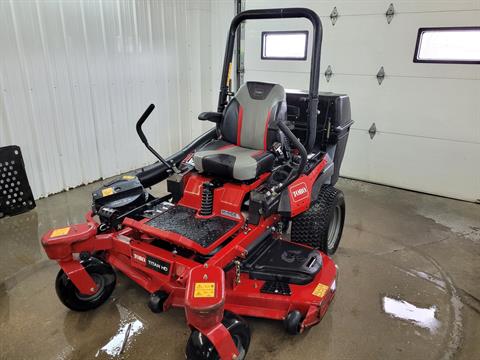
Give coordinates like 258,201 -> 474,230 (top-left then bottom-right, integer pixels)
198,112 -> 222,123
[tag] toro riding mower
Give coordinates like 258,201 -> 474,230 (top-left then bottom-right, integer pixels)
42,8 -> 352,360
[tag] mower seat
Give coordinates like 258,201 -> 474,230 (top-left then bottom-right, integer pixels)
194,82 -> 286,181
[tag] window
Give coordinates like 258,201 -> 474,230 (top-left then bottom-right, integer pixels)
414,27 -> 480,64
261,31 -> 308,60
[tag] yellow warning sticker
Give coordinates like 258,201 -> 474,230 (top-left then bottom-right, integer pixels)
194,282 -> 216,298
312,283 -> 329,298
51,227 -> 70,238
122,175 -> 135,180
101,187 -> 115,197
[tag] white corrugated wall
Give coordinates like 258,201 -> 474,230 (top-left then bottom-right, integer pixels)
0,0 -> 233,199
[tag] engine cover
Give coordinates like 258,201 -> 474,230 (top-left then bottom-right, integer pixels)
92,176 -> 148,214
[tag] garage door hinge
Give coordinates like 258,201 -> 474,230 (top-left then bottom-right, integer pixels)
330,7 -> 339,26
325,65 -> 333,82
369,123 -> 377,139
386,3 -> 395,24
376,66 -> 385,85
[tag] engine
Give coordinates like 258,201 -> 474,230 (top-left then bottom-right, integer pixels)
92,175 -> 149,227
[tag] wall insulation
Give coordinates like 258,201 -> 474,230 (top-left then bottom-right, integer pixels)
0,0 -> 233,199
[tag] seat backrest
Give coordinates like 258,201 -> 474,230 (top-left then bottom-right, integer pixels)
221,82 -> 286,150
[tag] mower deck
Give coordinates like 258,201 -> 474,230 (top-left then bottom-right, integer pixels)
42,218 -> 336,327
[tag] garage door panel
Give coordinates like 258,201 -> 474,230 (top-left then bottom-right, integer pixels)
319,11 -> 480,80
394,1 -> 480,12
246,0 -> 478,16
322,75 -> 480,144
245,10 -> 480,80
342,130 -> 480,202
246,70 -> 480,144
246,0 -> 335,16
244,1 -> 479,201
245,69 -> 310,90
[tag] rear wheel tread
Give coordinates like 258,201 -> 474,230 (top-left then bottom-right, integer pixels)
291,185 -> 345,254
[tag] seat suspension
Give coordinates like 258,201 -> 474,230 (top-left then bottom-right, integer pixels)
199,182 -> 215,216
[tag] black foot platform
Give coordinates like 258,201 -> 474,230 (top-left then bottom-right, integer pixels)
146,206 -> 238,248
261,281 -> 291,296
242,238 -> 323,285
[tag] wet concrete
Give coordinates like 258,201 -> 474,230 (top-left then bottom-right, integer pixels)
0,178 -> 479,359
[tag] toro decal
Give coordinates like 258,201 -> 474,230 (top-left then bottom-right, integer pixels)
132,250 -> 147,265
290,182 -> 309,202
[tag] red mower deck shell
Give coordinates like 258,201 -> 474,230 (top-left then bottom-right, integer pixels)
41,164 -> 337,330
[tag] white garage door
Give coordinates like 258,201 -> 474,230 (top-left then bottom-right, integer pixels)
243,0 -> 480,202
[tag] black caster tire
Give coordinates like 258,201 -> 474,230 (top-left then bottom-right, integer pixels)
148,291 -> 169,313
291,185 -> 345,255
284,310 -> 303,335
55,257 -> 116,312
185,311 -> 250,360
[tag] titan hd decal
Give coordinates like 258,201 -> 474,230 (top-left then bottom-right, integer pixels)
132,250 -> 171,275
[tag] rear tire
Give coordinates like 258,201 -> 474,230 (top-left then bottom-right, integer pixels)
291,185 -> 345,255
55,258 -> 116,311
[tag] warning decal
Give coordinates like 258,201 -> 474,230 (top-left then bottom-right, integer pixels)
312,283 -> 329,298
101,187 -> 115,197
194,282 -> 216,298
51,227 -> 70,238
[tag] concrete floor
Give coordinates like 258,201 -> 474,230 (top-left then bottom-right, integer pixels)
0,178 -> 479,360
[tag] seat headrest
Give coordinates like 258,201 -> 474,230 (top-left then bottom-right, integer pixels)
240,81 -> 285,101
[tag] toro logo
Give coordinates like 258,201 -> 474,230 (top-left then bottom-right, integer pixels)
291,183 -> 309,202
132,250 -> 146,265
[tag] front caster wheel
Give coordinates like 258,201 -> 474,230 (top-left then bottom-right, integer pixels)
185,311 -> 250,360
55,258 -> 116,311
284,310 -> 303,335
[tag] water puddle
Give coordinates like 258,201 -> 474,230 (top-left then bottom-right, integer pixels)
415,206 -> 480,243
382,296 -> 440,333
95,306 -> 145,357
398,267 -> 446,291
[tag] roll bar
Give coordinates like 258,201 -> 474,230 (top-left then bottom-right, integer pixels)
217,7 -> 323,153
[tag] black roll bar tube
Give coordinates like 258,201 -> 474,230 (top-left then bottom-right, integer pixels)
217,7 -> 323,154
274,121 -> 308,194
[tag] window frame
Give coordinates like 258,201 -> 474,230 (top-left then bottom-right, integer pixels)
261,30 -> 309,61
413,26 -> 480,64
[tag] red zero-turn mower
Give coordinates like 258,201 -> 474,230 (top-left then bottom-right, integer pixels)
42,8 -> 353,360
